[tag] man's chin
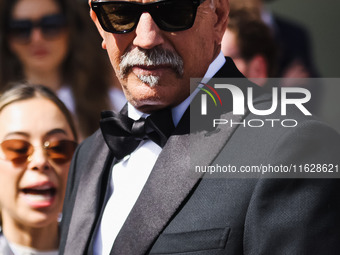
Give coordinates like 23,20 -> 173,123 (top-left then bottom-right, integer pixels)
137,74 -> 160,87
127,95 -> 169,113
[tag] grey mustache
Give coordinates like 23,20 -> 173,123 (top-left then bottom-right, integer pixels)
119,47 -> 184,78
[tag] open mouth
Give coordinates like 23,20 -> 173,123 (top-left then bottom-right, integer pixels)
21,183 -> 57,208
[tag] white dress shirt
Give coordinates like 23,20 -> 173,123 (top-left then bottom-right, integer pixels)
93,52 -> 226,255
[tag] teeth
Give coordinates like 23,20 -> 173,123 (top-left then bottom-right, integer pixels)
25,193 -> 53,202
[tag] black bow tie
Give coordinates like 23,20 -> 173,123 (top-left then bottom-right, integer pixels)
100,108 -> 175,160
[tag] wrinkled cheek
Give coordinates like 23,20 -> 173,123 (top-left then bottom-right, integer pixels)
106,50 -> 122,77
105,33 -> 132,74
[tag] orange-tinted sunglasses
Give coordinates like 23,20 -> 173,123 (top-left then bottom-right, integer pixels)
0,139 -> 77,165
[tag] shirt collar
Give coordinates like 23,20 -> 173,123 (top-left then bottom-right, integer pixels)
128,51 -> 226,127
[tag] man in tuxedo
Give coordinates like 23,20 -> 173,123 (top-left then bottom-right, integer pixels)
59,0 -> 340,254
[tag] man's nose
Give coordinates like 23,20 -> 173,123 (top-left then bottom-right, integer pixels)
133,12 -> 165,49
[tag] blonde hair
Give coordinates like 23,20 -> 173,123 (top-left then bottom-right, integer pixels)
0,83 -> 78,141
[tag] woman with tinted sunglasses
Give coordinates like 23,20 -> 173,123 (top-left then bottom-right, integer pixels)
0,83 -> 78,255
0,0 -> 115,139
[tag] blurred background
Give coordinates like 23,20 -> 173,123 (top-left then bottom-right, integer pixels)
267,0 -> 340,131
0,0 -> 339,132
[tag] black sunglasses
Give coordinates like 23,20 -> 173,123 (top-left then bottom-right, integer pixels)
0,139 -> 77,165
91,0 -> 206,34
7,14 -> 67,44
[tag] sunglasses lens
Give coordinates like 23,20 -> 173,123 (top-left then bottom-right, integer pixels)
45,140 -> 77,164
0,140 -> 32,164
7,14 -> 66,43
98,3 -> 139,33
8,20 -> 32,43
93,0 -> 198,33
40,14 -> 66,39
153,1 -> 197,31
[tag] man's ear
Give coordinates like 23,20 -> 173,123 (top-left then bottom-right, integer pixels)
89,0 -> 107,49
213,0 -> 230,44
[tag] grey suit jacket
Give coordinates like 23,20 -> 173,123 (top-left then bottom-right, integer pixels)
59,58 -> 340,254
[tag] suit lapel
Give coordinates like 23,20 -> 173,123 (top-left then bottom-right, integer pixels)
215,56 -> 245,78
110,58 -> 268,254
111,59 -> 251,254
64,131 -> 113,254
111,110 -> 245,254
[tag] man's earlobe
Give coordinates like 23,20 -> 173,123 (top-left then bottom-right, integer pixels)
102,40 -> 107,50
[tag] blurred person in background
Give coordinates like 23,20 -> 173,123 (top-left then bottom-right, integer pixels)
0,0 -> 119,139
229,0 -> 318,78
228,0 -> 322,113
221,8 -> 278,87
0,83 -> 78,254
